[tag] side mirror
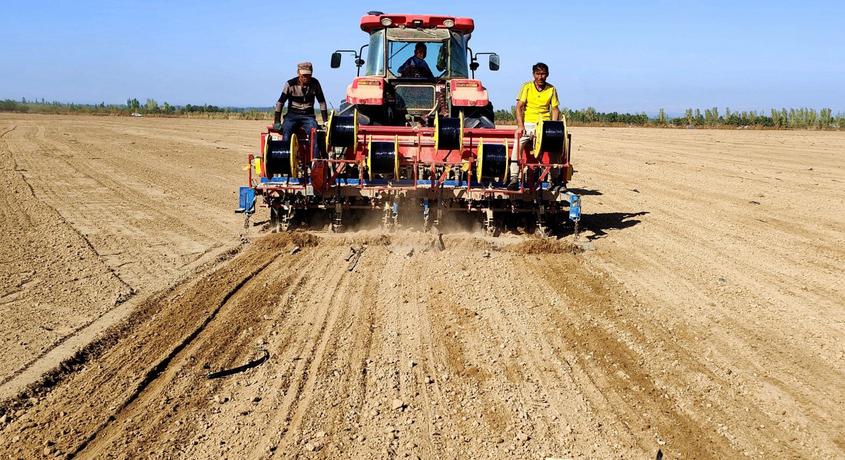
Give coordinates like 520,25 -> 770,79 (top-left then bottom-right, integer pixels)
330,52 -> 342,68
489,54 -> 500,71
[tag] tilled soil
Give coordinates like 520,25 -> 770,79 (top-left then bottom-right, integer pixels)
0,115 -> 843,458
0,115 -> 247,391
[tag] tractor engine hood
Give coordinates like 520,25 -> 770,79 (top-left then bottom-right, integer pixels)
346,77 -> 385,105
347,77 -> 488,110
449,79 -> 488,107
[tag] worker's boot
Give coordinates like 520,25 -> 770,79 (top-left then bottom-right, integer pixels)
507,162 -> 520,190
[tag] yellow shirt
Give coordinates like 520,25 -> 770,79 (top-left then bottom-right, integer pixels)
517,82 -> 559,123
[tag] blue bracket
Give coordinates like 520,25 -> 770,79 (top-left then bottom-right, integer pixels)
568,193 -> 581,222
236,186 -> 255,214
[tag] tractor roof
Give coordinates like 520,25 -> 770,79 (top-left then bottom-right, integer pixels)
360,13 -> 474,34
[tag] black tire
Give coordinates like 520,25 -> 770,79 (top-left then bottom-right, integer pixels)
456,102 -> 495,128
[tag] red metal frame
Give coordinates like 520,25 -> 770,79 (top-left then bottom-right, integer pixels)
359,14 -> 474,33
256,124 -> 571,197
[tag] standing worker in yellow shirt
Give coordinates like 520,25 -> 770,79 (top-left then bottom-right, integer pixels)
511,62 -> 560,187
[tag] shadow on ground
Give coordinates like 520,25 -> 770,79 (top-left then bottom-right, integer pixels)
568,187 -> 603,196
581,211 -> 648,240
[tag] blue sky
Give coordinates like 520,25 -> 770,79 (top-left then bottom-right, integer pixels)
2,1 -> 843,114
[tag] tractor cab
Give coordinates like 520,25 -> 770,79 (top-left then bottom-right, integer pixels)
366,27 -> 469,80
331,13 -> 499,127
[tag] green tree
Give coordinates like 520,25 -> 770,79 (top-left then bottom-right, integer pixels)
819,108 -> 832,128
494,108 -> 514,123
127,98 -> 141,112
771,108 -> 781,128
807,108 -> 818,128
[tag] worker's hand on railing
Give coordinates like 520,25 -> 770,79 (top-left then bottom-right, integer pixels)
272,122 -> 282,132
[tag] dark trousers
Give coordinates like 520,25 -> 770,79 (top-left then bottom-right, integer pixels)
281,114 -> 317,143
281,113 -> 318,158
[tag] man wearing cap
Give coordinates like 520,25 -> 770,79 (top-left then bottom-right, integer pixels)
273,62 -> 329,146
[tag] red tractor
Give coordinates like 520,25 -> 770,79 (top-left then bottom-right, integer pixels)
237,12 -> 581,236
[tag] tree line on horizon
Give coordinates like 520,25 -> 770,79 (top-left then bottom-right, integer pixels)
0,98 -> 271,120
494,106 -> 844,129
1,97 -> 843,129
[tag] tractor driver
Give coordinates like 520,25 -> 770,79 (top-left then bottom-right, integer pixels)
511,62 -> 560,187
272,62 -> 329,147
398,43 -> 435,79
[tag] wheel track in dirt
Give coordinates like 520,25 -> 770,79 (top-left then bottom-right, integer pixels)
417,247 -> 647,457
159,236 -> 373,458
577,167 -> 844,450
530,255 -> 811,457
424,263 -> 559,455
70,249 -> 281,456
398,257 -> 450,458
477,261 -> 625,456
295,257 -> 380,457
17,126 -> 141,292
0,124 -> 134,384
379,251 -> 418,459
252,242 -> 435,458
0,125 -> 17,139
25,125 -> 226,287
1,118 -> 247,389
520,258 -> 731,455
0,234 -> 300,458
85,235 -> 326,458
262,248 -> 356,455
574,127 -> 845,456
329,266 -> 378,455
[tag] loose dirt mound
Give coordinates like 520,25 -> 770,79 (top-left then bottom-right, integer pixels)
505,238 -> 579,254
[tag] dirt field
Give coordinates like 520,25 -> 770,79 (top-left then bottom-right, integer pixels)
0,114 -> 843,458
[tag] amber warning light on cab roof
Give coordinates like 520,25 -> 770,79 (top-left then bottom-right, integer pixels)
360,14 -> 474,33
